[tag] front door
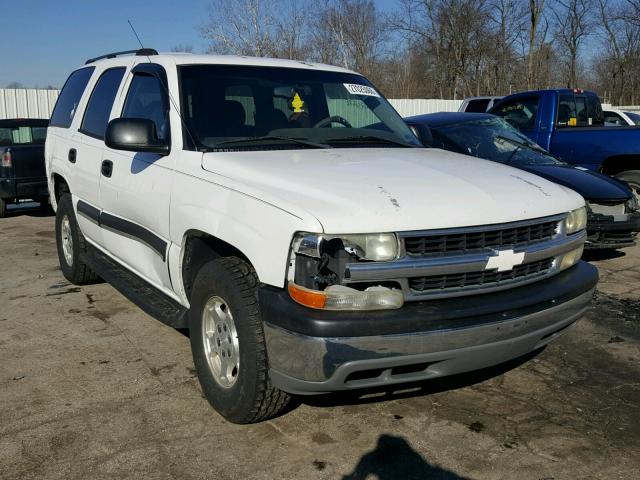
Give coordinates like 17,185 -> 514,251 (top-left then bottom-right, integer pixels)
98,65 -> 174,291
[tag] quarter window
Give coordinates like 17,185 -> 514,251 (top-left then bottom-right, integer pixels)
121,73 -> 169,140
80,67 -> 126,139
49,67 -> 95,128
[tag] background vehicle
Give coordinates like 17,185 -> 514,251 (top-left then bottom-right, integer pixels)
46,50 -> 596,424
0,119 -> 49,217
458,96 -> 503,113
603,108 -> 640,126
489,89 -> 640,204
406,112 -> 640,250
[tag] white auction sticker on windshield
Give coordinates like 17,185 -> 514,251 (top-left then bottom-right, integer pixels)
343,83 -> 380,97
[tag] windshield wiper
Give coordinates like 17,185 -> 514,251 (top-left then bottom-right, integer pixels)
496,135 -> 547,153
213,135 -> 331,149
328,135 -> 417,148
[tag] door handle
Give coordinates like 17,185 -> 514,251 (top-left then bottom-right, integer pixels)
101,160 -> 113,178
68,149 -> 76,163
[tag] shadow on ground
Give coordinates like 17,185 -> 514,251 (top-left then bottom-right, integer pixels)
342,434 -> 472,480
583,249 -> 626,261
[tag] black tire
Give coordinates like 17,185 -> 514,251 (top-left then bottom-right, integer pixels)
189,256 -> 290,424
55,194 -> 99,285
0,198 -> 6,218
615,170 -> 640,204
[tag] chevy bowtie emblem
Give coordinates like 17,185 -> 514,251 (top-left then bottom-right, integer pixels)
485,249 -> 525,272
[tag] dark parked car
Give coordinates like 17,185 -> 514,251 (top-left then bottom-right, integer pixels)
406,112 -> 640,249
0,119 -> 49,216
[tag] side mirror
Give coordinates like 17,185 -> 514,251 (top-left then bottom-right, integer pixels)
408,123 -> 433,147
105,118 -> 169,155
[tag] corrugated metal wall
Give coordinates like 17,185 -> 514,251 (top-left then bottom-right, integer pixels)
0,89 -> 59,120
3,88 -> 638,120
389,99 -> 463,117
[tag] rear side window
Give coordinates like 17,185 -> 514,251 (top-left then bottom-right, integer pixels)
80,67 -> 126,139
0,125 -> 47,146
558,94 -> 604,126
464,99 -> 490,113
49,67 -> 95,128
121,73 -> 169,140
492,96 -> 539,131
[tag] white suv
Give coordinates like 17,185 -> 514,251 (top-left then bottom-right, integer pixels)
46,49 -> 598,423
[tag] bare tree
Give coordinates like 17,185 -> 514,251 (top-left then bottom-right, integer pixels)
5,81 -> 23,89
201,0 -> 278,56
552,0 -> 593,87
527,0 -> 546,89
171,44 -> 195,53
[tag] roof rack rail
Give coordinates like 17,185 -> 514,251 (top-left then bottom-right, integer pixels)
85,48 -> 158,65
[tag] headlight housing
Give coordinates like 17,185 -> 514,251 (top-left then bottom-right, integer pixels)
293,232 -> 399,262
565,207 -> 587,234
626,195 -> 639,213
289,232 -> 403,310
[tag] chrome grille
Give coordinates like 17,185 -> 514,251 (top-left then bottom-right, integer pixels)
404,220 -> 558,256
408,258 -> 554,294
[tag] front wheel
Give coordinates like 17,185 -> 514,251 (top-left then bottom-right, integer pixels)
615,170 -> 640,205
189,256 -> 290,424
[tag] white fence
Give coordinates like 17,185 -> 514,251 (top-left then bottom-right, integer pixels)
1,88 -> 638,121
388,99 -> 463,117
0,89 -> 59,120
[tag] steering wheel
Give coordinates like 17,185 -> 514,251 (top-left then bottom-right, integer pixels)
313,115 -> 353,129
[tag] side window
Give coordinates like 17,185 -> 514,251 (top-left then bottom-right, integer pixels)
80,67 -> 125,139
587,95 -> 604,125
49,67 -> 95,128
557,94 -> 576,126
604,112 -> 625,125
465,99 -> 490,113
492,96 -> 539,131
121,73 -> 169,140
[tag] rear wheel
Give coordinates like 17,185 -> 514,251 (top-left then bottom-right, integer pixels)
189,256 -> 290,424
616,170 -> 640,205
55,194 -> 98,285
0,198 -> 6,218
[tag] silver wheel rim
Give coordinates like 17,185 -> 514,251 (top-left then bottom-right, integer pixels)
202,296 -> 240,388
61,215 -> 74,267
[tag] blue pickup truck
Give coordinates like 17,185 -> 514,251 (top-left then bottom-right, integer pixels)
489,89 -> 640,202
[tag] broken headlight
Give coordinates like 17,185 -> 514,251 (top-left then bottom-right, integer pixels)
626,195 -> 639,213
288,232 -> 403,310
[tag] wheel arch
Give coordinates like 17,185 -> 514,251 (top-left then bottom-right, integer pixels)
179,230 -> 256,301
600,155 -> 640,177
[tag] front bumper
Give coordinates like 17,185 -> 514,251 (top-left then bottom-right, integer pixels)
261,261 -> 598,395
0,177 -> 48,200
586,212 -> 640,249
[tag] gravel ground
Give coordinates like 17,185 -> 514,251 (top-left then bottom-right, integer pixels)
1,204 -> 639,480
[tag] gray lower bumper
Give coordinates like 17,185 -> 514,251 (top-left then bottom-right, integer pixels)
265,289 -> 594,395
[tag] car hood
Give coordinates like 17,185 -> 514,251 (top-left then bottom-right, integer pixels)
201,148 -> 585,233
518,165 -> 632,202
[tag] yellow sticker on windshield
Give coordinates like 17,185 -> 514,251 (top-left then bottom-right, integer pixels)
291,92 -> 304,113
568,117 -> 577,126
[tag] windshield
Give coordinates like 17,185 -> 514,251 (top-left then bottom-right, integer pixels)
625,111 -> 640,125
178,65 -> 421,150
431,117 -> 564,166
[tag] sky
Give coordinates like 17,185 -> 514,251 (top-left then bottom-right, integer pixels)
1,0 -> 398,88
